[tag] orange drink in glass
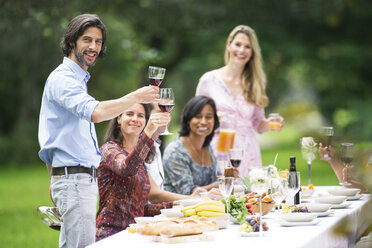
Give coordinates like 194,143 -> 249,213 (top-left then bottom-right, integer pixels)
268,113 -> 281,131
217,129 -> 235,153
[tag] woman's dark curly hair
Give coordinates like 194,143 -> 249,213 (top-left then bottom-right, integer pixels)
103,104 -> 155,163
179,96 -> 219,147
60,14 -> 107,58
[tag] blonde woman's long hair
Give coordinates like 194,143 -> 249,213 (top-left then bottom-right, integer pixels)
224,25 -> 268,108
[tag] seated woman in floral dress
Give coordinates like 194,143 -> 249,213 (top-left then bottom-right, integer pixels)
96,103 -> 216,241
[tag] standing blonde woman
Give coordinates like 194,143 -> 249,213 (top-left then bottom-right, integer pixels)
196,25 -> 284,177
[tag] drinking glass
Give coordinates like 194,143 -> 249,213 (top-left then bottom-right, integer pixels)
217,177 -> 235,198
339,143 -> 354,186
228,148 -> 244,168
268,113 -> 281,131
320,126 -> 334,160
217,113 -> 236,154
287,171 -> 300,206
270,178 -> 288,215
300,138 -> 317,185
158,88 -> 175,135
148,66 -> 166,86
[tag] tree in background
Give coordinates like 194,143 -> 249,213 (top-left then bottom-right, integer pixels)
0,0 -> 371,165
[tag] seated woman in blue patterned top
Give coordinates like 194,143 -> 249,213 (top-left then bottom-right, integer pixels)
163,96 -> 221,195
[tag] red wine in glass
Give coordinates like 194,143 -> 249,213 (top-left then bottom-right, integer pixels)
230,159 -> 241,168
149,77 -> 163,87
341,157 -> 352,166
158,104 -> 174,113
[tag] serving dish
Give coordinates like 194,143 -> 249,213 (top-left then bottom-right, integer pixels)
178,198 -> 204,207
160,208 -> 183,218
305,203 -> 331,213
314,195 -> 347,205
327,187 -> 360,197
279,219 -> 320,227
281,213 -> 317,222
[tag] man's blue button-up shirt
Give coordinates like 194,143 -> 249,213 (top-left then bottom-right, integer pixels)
38,57 -> 101,168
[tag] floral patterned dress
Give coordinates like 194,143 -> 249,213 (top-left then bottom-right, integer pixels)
196,70 -> 265,177
96,135 -> 172,241
163,137 -> 217,195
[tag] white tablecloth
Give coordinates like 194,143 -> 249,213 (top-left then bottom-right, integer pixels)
88,187 -> 370,248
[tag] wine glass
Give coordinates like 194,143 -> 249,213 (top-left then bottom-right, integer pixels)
158,88 -> 175,135
287,171 -> 300,206
270,178 -> 288,215
339,143 -> 354,186
300,137 -> 317,185
228,148 -> 243,168
216,160 -> 229,179
217,177 -> 235,199
320,126 -> 334,160
148,66 -> 166,86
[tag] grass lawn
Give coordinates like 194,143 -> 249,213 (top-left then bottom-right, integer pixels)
0,164 -> 59,248
0,146 -> 340,247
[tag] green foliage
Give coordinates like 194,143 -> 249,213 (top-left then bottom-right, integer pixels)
1,0 -> 371,165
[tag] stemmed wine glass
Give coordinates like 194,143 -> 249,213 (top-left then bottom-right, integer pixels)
339,143 -> 354,186
300,137 -> 317,185
287,171 -> 300,206
320,127 -> 334,160
228,148 -> 243,168
158,88 -> 175,135
216,160 -> 234,213
270,178 -> 288,215
148,66 -> 166,86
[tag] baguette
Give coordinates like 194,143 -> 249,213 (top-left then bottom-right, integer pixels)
137,218 -> 218,237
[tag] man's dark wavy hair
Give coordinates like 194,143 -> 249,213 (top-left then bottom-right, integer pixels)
179,96 -> 219,147
60,14 -> 107,58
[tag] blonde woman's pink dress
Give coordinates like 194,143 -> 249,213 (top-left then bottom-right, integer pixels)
196,70 -> 265,177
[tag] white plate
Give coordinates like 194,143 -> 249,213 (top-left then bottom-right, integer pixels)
314,195 -> 347,205
178,198 -> 204,207
305,203 -> 331,213
347,194 -> 363,201
327,187 -> 360,197
134,216 -> 158,225
279,219 -> 321,227
313,210 -> 333,217
331,201 -> 352,209
239,231 -> 268,237
281,213 -> 317,222
129,223 -> 139,228
160,208 -> 183,218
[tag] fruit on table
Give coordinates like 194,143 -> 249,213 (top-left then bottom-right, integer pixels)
181,200 -> 226,218
239,216 -> 269,232
281,204 -> 310,213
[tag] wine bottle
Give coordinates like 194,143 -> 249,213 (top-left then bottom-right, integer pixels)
289,156 -> 301,205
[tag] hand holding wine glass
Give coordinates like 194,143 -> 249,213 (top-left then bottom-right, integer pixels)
339,142 -> 354,186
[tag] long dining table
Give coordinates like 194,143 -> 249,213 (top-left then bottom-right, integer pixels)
87,186 -> 370,248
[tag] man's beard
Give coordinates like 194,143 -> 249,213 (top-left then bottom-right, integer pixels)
74,49 -> 97,67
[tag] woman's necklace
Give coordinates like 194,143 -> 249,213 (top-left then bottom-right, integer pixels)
186,137 -> 204,166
